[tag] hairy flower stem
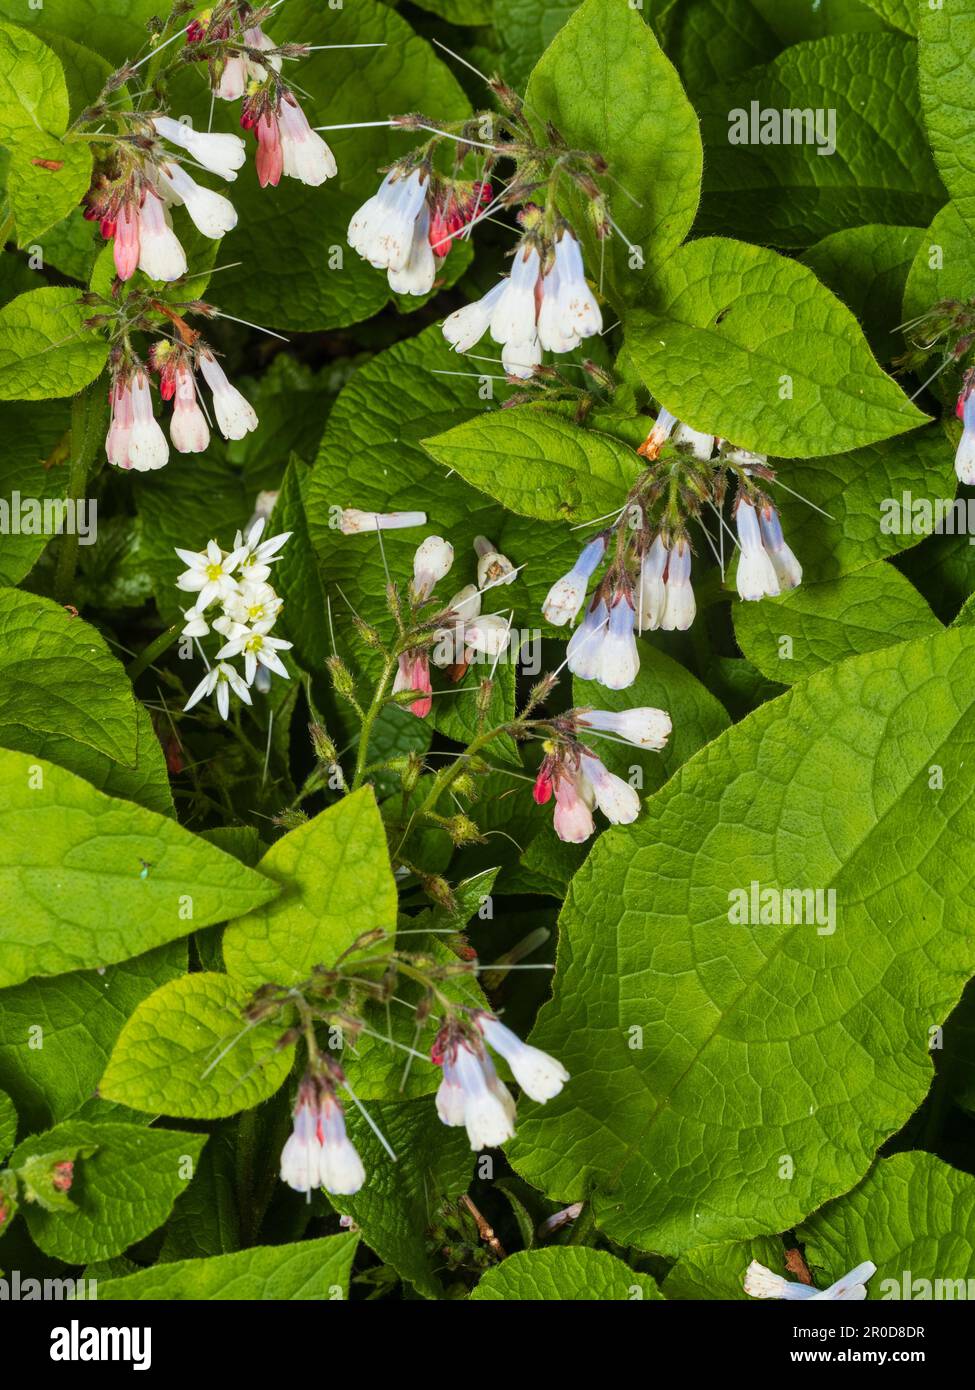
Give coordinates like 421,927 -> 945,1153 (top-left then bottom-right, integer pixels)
54,387 -> 106,604
126,622 -> 180,681
351,650 -> 399,791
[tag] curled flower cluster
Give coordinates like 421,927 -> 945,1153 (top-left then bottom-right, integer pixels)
443,223 -> 602,378
433,1013 -> 568,1151
176,515 -> 292,719
106,346 -> 257,471
533,706 -> 671,844
280,1073 -> 365,1196
348,166 -> 492,297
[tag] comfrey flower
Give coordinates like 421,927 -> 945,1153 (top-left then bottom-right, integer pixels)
433,1017 -> 567,1150
543,535 -> 607,627
744,1260 -> 876,1302
412,535 -> 454,601
659,537 -> 695,632
156,160 -> 237,239
956,387 -> 975,484
136,187 -> 187,282
105,370 -> 169,472
339,508 -> 427,535
442,224 -> 602,378
474,535 -> 517,590
348,168 -> 431,288
431,584 -> 481,668
168,361 -> 210,455
565,582 -> 639,689
734,496 -> 802,600
280,1077 -> 365,1197
152,115 -> 246,182
242,90 -> 336,189
198,351 -> 259,441
394,649 -> 433,718
576,706 -> 672,749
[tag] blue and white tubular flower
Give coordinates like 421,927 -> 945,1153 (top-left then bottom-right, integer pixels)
734,495 -> 802,601
542,534 -> 607,626
576,706 -> 672,749
744,1260 -> 877,1302
347,168 -> 433,295
956,387 -> 975,485
339,508 -> 427,535
474,1014 -> 570,1103
280,1077 -> 366,1197
442,225 -> 602,379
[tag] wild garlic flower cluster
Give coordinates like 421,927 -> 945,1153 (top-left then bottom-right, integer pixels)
541,407 -> 803,692
533,706 -> 671,844
84,10 -> 334,284
176,516 -> 292,720
106,344 -> 257,471
348,165 -> 492,297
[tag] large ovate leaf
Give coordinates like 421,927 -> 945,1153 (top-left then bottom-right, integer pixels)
625,237 -> 928,457
0,942 -> 186,1132
802,224 -> 925,364
470,1247 -> 662,1300
918,0 -> 975,239
422,409 -> 641,523
99,972 -> 295,1120
524,0 -> 702,302
696,35 -> 943,247
509,626 -> 975,1256
0,286 -> 107,400
0,588 -> 137,767
222,787 -> 397,991
0,748 -> 278,988
96,1232 -> 359,1300
11,1120 -> 207,1262
799,1152 -> 975,1297
732,562 -> 941,684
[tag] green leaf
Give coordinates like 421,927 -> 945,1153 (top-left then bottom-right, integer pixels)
422,410 -> 641,523
0,747 -> 278,989
202,0 -> 471,331
802,224 -> 925,364
0,397 -> 71,585
0,1 -> 163,69
0,1088 -> 15,1160
96,1232 -> 359,1300
470,1247 -> 662,1300
327,1098 -> 473,1299
25,702 -> 176,818
733,561 -> 941,684
524,0 -> 702,302
661,0 -> 780,95
158,1127 -> 239,1263
7,137 -> 92,246
222,787 -> 397,992
0,942 -> 185,1132
0,588 -> 137,767
0,286 -> 107,400
493,0 -> 581,91
799,1152 -> 975,1297
11,1120 -> 207,1263
272,457 -> 329,675
0,19 -> 69,139
918,0 -> 975,239
859,0 -> 915,33
625,237 -> 929,457
696,35 -> 943,247
100,972 -> 295,1120
509,626 -> 975,1255
902,203 -> 975,402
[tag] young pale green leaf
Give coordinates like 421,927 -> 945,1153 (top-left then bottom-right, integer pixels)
0,748 -> 278,988
625,237 -> 929,457
918,0 -> 975,239
26,702 -> 176,818
696,35 -> 943,247
7,138 -> 93,247
799,1152 -> 975,1297
732,562 -> 941,684
422,410 -> 641,523
100,972 -> 295,1120
509,626 -> 975,1256
0,1087 -> 15,1160
0,588 -> 138,767
222,787 -> 397,991
524,0 -> 702,301
327,1098 -> 473,1299
0,286 -> 107,400
0,941 -> 185,1132
0,19 -> 68,139
96,1232 -> 359,1300
470,1247 -> 662,1300
801,224 -> 925,364
11,1120 -> 207,1263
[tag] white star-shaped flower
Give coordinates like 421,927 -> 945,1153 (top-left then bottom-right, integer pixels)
183,662 -> 253,721
175,538 -> 247,609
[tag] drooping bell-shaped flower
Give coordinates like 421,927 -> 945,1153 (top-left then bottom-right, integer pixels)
348,168 -> 430,276
137,187 -> 187,282
758,502 -> 802,590
197,351 -> 259,441
734,497 -> 780,601
152,115 -> 246,181
278,94 -> 337,187
552,765 -> 595,844
169,361 -> 210,455
577,706 -> 672,750
474,1013 -> 569,1103
542,535 -> 607,627
412,535 -> 454,601
317,1094 -> 366,1196
113,197 -> 141,281
127,370 -> 169,472
474,535 -> 516,590
636,535 -> 667,631
659,537 -> 695,631
599,590 -> 639,690
565,597 -> 609,680
157,161 -> 237,239
956,389 -> 975,485
579,751 -> 641,825
394,649 -> 433,718
387,200 -> 436,297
